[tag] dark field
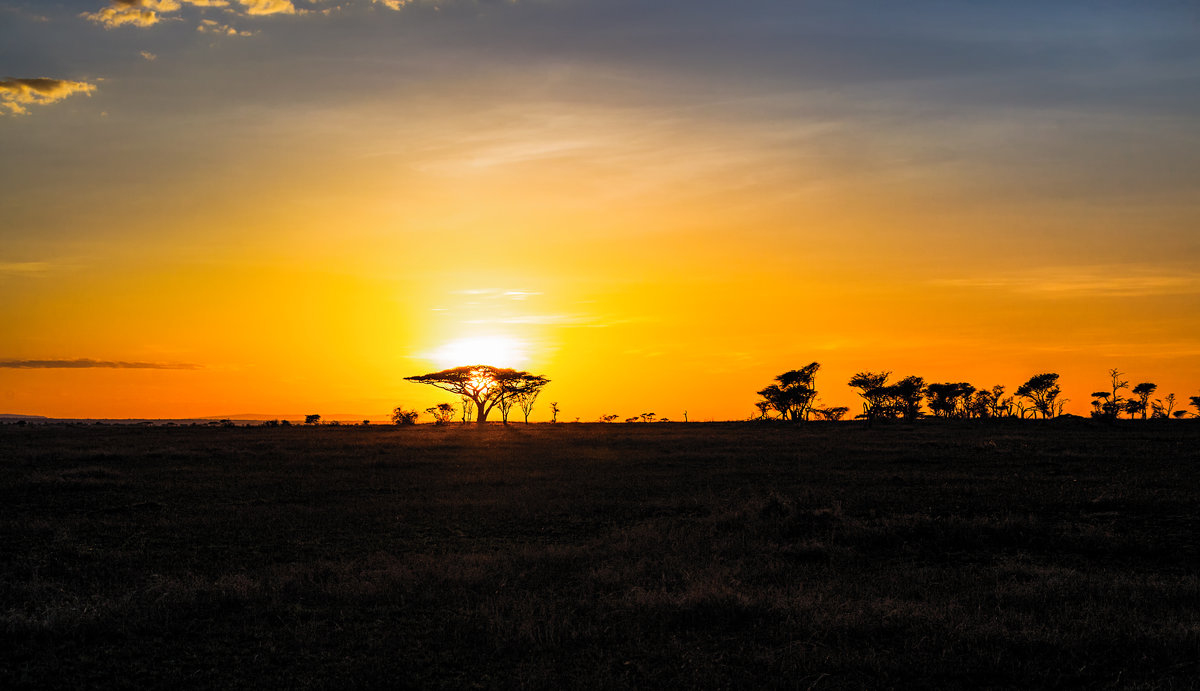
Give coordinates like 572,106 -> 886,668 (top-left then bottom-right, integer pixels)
2,422 -> 1197,689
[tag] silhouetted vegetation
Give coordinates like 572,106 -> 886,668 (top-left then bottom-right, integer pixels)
757,362 -> 820,421
425,403 -> 455,426
391,407 -> 419,426
405,366 -> 549,424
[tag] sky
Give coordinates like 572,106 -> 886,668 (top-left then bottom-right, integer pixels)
2,0 -> 1200,421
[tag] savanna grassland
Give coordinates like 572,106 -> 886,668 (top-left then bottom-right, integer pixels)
2,421 -> 1197,689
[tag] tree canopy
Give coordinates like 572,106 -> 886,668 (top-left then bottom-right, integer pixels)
405,365 -> 549,424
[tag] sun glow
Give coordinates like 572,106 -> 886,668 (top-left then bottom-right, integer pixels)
429,335 -> 529,370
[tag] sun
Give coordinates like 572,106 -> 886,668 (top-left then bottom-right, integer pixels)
429,335 -> 529,369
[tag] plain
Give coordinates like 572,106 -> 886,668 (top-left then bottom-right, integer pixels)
2,421 -> 1197,689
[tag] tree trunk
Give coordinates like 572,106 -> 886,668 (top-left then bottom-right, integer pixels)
476,400 -> 488,424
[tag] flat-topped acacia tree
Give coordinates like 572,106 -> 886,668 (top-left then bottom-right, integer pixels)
405,365 -> 549,424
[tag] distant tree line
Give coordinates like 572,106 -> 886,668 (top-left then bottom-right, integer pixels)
755,364 -> 1198,423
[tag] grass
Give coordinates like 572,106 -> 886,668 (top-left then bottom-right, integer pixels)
1,421 -> 1197,689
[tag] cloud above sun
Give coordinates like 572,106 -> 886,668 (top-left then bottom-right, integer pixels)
0,78 -> 96,115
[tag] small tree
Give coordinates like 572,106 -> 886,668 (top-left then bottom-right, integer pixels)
497,392 -> 517,424
425,403 -> 455,426
599,414 -> 619,423
391,407 -> 419,425
549,402 -> 560,423
641,412 -> 656,423
1016,373 -> 1062,419
459,396 -> 474,424
1151,393 -> 1176,419
305,414 -> 321,425
812,406 -> 849,421
758,362 -> 820,421
927,382 -> 975,419
1129,382 -> 1157,420
1191,394 -> 1200,416
509,374 -> 549,424
989,385 -> 1014,418
848,371 -> 891,423
1101,368 -> 1129,420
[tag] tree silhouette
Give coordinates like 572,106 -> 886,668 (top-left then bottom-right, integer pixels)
1098,368 -> 1129,420
1128,382 -> 1157,420
406,366 -> 546,424
886,376 -> 926,421
812,406 -> 849,421
391,407 -> 419,425
1151,393 -> 1176,419
927,382 -> 976,419
511,374 -> 550,424
549,401 -> 560,423
1016,373 -> 1062,419
305,414 -> 321,425
848,371 -> 890,423
459,396 -> 474,424
425,403 -> 454,425
758,362 -> 820,421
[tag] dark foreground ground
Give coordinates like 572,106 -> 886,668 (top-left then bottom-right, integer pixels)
1,421 -> 1197,689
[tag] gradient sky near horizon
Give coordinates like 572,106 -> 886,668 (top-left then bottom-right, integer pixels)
3,0 -> 1200,420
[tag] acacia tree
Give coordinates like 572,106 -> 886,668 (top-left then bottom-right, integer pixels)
927,382 -> 975,418
1016,373 -> 1062,419
1100,368 -> 1129,420
848,371 -> 890,423
391,407 -> 419,425
758,362 -> 820,421
510,374 -> 550,424
886,376 -> 926,421
425,403 -> 455,425
406,366 -> 546,424
1151,393 -> 1177,419
1127,382 -> 1157,420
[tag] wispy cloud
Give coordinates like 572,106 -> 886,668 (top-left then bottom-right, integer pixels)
0,262 -> 52,276
463,314 -> 613,327
931,267 -> 1200,298
198,19 -> 253,36
371,0 -> 409,10
0,359 -> 202,370
0,78 -> 96,115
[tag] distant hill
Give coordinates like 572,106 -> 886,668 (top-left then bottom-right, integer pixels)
0,414 -> 49,420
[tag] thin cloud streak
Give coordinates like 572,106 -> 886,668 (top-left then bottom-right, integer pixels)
932,268 -> 1200,298
0,359 -> 202,370
0,262 -> 52,276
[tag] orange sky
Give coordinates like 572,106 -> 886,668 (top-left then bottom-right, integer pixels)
3,1 -> 1199,420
